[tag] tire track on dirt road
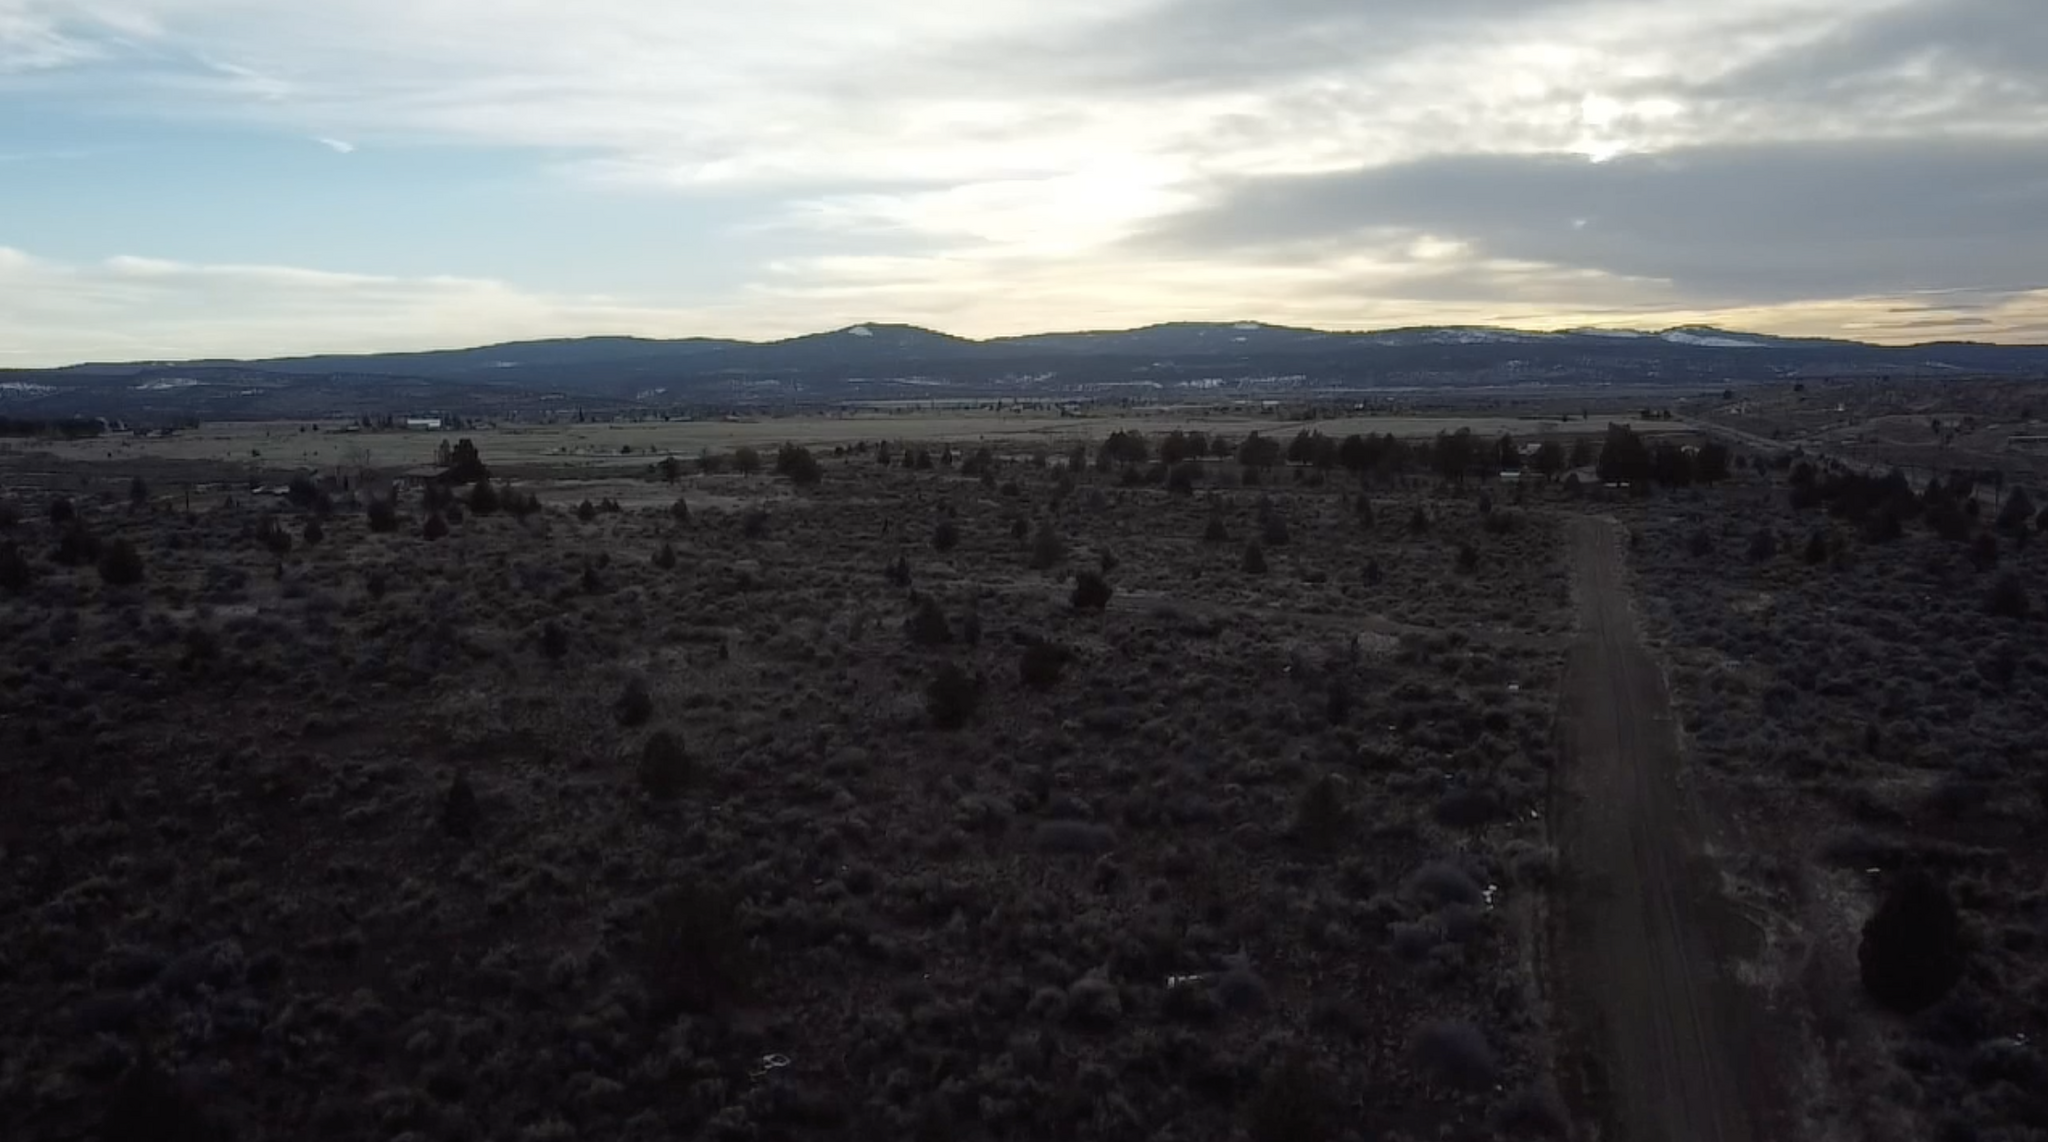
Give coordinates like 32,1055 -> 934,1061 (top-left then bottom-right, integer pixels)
1553,517 -> 1765,1142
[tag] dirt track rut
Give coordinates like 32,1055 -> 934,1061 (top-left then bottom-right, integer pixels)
1555,518 -> 1760,1142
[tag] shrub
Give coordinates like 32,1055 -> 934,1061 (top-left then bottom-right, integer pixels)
1260,511 -> 1290,547
637,730 -> 693,799
97,537 -> 143,585
0,542 -> 30,594
1970,530 -> 1999,571
1859,868 -> 1965,1013
639,884 -> 753,1018
1455,543 -> 1479,573
1802,530 -> 1828,565
926,663 -> 983,728
257,515 -> 292,556
1019,640 -> 1070,689
367,497 -> 398,532
1688,529 -> 1713,557
442,437 -> 488,483
652,541 -> 677,570
1987,572 -> 2030,618
1745,528 -> 1776,562
1491,1085 -> 1572,1138
1997,487 -> 2035,533
441,770 -> 480,840
1408,505 -> 1430,533
102,1062 -> 229,1142
933,519 -> 959,552
741,508 -> 768,538
669,496 -> 690,524
0,500 -> 17,529
1031,820 -> 1116,854
905,596 -> 952,645
1167,462 -> 1199,495
1242,540 -> 1268,574
467,478 -> 500,515
423,512 -> 449,540
1070,569 -> 1113,611
1293,775 -> 1349,854
502,486 -> 542,518
541,621 -> 568,660
303,517 -> 324,545
1412,1020 -> 1499,1090
885,555 -> 912,588
1029,521 -> 1065,570
49,496 -> 74,525
1203,509 -> 1229,543
615,677 -> 654,727
1407,861 -> 1482,906
775,443 -> 822,486
733,446 -> 761,475
53,522 -> 100,566
576,499 -> 597,523
1356,496 -> 1374,527
1246,1054 -> 1333,1142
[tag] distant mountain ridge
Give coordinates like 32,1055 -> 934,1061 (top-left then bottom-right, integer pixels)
5,320 -> 2045,421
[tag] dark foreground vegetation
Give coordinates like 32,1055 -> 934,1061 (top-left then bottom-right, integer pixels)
0,437 -> 1572,1142
1631,458 -> 2048,1142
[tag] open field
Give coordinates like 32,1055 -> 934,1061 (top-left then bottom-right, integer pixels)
3,410 -> 1676,480
2,441 -> 1589,1141
13,417 -> 2042,1141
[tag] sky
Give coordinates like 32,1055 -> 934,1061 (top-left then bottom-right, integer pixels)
2,0 -> 2046,366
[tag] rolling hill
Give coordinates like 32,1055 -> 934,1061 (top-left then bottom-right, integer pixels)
4,322 -> 2044,420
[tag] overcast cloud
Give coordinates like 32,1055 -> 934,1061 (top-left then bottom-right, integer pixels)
1,0 -> 2044,363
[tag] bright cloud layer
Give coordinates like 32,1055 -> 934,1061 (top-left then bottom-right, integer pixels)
2,0 -> 2045,364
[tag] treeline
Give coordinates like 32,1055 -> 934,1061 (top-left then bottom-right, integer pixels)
1094,426 -> 1602,484
0,416 -> 105,439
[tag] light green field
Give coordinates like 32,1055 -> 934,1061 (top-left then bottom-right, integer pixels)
4,409 -> 1669,476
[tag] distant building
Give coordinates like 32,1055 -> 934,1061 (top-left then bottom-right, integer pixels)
405,416 -> 444,431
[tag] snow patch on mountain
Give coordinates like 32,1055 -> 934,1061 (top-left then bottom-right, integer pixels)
1660,329 -> 1766,348
846,325 -> 874,338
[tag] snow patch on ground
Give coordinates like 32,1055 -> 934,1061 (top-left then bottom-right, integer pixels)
135,377 -> 203,390
847,325 -> 874,338
0,381 -> 54,394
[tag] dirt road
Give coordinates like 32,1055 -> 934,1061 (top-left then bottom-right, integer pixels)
1553,518 -> 1763,1142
